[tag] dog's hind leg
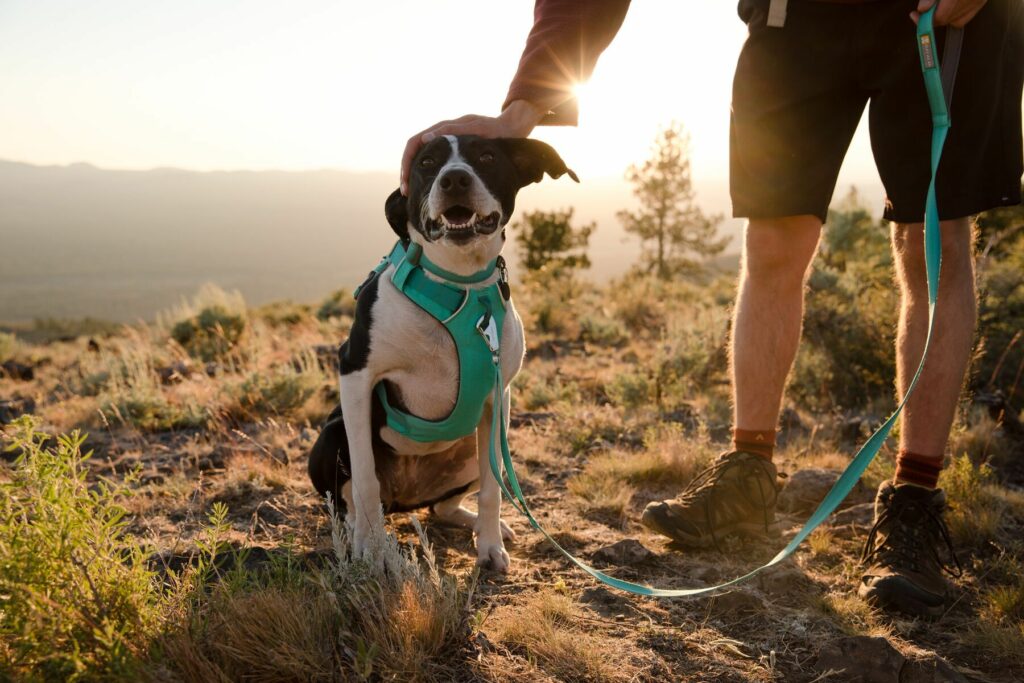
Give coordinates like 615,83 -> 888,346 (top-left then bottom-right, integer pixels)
432,483 -> 516,542
307,404 -> 353,516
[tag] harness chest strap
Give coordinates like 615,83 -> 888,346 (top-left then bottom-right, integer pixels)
487,6 -> 961,597
370,240 -> 508,443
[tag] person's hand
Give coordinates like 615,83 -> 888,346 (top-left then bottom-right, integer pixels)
911,0 -> 987,27
399,99 -> 545,195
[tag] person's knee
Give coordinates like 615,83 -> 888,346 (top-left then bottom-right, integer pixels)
743,215 -> 822,286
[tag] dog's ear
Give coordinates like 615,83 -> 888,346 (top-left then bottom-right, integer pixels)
498,138 -> 579,188
384,189 -> 410,241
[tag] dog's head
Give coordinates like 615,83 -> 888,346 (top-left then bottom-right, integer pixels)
385,136 -> 577,267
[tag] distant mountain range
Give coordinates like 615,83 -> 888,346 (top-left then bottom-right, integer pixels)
1,159 -> 879,323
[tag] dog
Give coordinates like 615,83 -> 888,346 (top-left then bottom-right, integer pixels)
308,134 -> 577,570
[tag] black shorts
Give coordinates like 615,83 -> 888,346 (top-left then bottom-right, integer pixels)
730,0 -> 1024,223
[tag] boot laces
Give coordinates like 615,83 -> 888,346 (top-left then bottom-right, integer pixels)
674,453 -> 777,550
861,493 -> 962,578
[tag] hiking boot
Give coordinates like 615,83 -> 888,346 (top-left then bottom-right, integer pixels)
640,451 -> 781,548
858,481 -> 961,618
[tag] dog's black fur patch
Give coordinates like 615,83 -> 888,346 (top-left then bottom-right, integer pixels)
338,272 -> 379,375
384,189 -> 409,242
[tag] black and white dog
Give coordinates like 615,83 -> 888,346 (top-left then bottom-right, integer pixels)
308,135 -> 576,570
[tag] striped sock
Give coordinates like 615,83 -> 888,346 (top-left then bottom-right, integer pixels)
733,428 -> 776,461
894,450 -> 945,489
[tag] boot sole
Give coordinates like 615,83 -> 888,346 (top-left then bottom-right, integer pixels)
641,509 -> 781,549
857,581 -> 946,619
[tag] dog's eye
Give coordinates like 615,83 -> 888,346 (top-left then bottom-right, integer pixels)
479,152 -> 494,163
420,157 -> 436,168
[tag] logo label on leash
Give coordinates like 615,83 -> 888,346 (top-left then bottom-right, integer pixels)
920,34 -> 936,69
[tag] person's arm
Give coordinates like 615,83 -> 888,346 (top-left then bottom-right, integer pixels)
400,0 -> 629,194
503,0 -> 630,126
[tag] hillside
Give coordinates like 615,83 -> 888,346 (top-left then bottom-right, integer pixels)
0,159 -> 763,322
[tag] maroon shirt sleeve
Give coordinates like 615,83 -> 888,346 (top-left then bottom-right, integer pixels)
503,0 -> 631,126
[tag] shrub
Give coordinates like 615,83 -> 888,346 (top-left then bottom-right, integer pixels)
227,351 -> 324,420
939,454 -> 1024,546
317,288 -> 356,321
255,300 -> 312,326
171,305 -> 247,362
578,313 -> 628,347
973,198 -> 1024,412
97,342 -> 208,431
0,331 -> 18,362
791,192 -> 896,412
0,417 -> 162,680
607,371 -> 651,410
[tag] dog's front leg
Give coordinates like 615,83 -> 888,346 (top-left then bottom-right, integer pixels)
475,394 -> 510,572
340,370 -> 382,559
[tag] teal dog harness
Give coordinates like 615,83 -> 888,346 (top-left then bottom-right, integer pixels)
361,240 -> 509,443
485,7 -> 963,597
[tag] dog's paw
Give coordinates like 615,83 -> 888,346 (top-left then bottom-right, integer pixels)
499,519 -> 517,543
351,518 -> 376,558
476,541 -> 510,573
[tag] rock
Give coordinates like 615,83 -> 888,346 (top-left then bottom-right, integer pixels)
777,407 -> 807,446
779,468 -> 873,514
509,411 -> 556,428
157,361 -> 193,385
580,585 -> 630,616
197,450 -> 226,472
0,396 -> 36,425
710,589 -> 764,615
841,415 -> 878,442
901,656 -> 968,683
756,565 -> 810,597
662,403 -> 699,430
592,538 -> 654,566
813,636 -> 905,683
828,502 -> 876,528
256,504 -> 286,525
0,360 -> 34,381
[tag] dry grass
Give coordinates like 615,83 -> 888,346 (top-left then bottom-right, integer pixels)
487,589 -> 643,682
157,508 -> 474,682
5,272 -> 1024,681
940,454 -> 1024,546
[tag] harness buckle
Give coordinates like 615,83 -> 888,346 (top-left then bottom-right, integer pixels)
477,312 -> 500,358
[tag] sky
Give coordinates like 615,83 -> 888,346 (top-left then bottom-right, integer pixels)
0,0 -> 882,187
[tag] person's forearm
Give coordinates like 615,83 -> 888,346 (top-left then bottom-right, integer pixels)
503,0 -> 630,126
498,99 -> 547,138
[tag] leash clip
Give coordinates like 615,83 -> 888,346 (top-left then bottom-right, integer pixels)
477,312 -> 500,359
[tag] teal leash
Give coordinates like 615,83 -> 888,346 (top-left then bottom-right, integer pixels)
483,7 -> 957,596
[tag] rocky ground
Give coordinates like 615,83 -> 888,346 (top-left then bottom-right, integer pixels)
2,282 -> 1023,682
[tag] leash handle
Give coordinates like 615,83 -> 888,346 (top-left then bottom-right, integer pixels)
486,6 -> 953,597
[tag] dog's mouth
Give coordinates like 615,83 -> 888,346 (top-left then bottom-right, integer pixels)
425,206 -> 501,242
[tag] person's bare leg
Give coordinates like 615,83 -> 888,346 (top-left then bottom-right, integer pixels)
859,218 -> 976,616
892,218 -> 976,461
640,215 -> 822,546
731,215 -> 823,432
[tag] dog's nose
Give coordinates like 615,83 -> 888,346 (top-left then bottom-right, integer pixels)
438,168 -> 472,193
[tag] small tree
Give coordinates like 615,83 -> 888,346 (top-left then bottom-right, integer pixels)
514,208 -> 595,274
618,122 -> 728,279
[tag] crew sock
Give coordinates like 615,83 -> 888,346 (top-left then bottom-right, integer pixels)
733,428 -> 776,461
894,449 -> 944,489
